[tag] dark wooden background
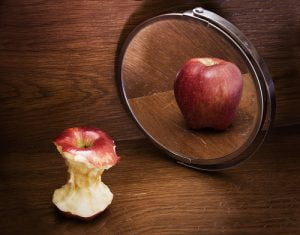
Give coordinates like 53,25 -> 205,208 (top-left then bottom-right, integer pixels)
0,0 -> 299,234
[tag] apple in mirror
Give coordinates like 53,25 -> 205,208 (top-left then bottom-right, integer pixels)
174,58 -> 243,131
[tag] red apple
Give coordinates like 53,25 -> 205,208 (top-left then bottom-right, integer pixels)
53,127 -> 120,220
174,58 -> 243,130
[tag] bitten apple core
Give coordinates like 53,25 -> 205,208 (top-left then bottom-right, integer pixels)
53,127 -> 120,219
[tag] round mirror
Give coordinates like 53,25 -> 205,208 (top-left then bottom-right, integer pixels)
118,8 -> 275,170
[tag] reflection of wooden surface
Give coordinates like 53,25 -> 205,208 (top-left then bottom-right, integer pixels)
124,18 -> 248,99
1,126 -> 300,234
129,74 -> 258,159
123,17 -> 260,159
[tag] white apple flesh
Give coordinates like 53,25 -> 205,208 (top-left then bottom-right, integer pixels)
53,127 -> 120,219
174,58 -> 243,131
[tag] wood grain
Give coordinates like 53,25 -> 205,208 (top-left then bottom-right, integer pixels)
0,0 -> 299,154
0,125 -> 299,234
128,74 -> 259,160
0,1 -> 299,234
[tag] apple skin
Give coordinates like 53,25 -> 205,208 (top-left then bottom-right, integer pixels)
54,127 -> 120,168
53,127 -> 120,220
174,58 -> 243,131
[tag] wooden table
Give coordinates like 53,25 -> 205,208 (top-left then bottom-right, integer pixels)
0,1 -> 299,234
1,126 -> 300,234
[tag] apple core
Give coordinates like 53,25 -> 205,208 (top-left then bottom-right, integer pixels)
53,127 -> 120,219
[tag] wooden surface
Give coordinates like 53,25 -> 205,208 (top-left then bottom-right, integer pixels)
128,74 -> 259,160
0,0 -> 299,154
0,125 -> 299,234
0,0 -> 300,234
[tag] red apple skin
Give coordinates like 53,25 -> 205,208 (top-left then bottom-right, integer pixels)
54,127 -> 120,167
53,127 -> 119,219
174,58 -> 243,131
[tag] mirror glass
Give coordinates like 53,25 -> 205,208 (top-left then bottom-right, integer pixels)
120,16 -> 262,163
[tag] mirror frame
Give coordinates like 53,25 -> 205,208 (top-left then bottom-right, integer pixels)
117,7 -> 276,171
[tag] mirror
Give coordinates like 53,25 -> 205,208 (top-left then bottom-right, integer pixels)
119,10 -> 274,170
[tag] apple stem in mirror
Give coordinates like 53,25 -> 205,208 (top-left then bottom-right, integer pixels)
174,58 -> 243,131
53,127 -> 120,220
